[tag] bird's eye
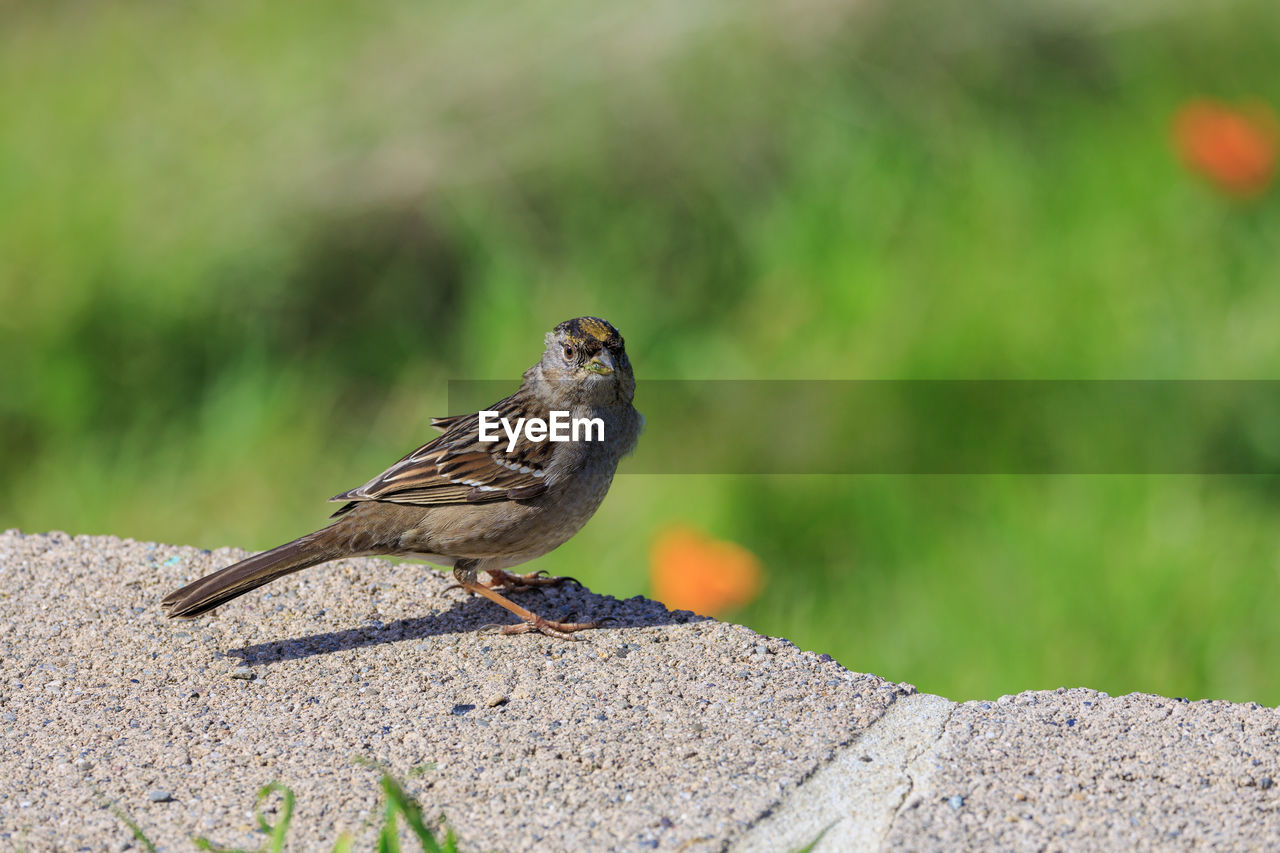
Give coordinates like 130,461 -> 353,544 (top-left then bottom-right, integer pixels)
562,345 -> 575,362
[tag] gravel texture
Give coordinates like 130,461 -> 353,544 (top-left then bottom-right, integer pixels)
884,688 -> 1280,850
0,530 -> 908,851
9,529 -> 1275,852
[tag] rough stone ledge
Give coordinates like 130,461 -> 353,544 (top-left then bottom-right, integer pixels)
1,530 -> 1277,851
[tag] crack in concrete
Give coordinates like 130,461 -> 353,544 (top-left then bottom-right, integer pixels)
731,693 -> 956,852
727,691 -> 911,848
877,701 -> 958,849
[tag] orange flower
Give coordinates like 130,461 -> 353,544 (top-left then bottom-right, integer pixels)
1172,98 -> 1278,198
650,525 -> 763,617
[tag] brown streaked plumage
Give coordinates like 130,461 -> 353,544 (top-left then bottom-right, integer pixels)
161,317 -> 642,639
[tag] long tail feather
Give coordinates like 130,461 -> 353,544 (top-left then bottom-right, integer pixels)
161,536 -> 334,618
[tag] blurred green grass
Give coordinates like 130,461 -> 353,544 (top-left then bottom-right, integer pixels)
3,0 -> 1279,702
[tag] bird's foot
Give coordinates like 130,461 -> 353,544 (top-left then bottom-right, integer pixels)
500,614 -> 600,640
482,568 -> 583,593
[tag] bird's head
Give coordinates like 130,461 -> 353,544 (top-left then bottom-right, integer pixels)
533,317 -> 634,405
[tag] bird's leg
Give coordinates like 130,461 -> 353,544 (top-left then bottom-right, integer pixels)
481,568 -> 582,592
452,560 -> 598,640
471,584 -> 600,640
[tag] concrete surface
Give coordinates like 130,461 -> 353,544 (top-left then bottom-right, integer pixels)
884,689 -> 1280,851
1,530 -> 1278,851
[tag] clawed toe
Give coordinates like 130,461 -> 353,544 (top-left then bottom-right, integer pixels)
482,569 -> 583,592
501,615 -> 600,640
528,570 -> 583,587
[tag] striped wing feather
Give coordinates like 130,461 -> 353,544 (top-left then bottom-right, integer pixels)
330,392 -> 552,510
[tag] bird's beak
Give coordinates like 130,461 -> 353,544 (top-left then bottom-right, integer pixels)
586,350 -> 616,375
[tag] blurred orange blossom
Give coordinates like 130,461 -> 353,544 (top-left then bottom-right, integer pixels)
1172,98 -> 1278,198
650,525 -> 764,617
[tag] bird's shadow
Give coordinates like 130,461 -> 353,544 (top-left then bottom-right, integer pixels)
227,588 -> 707,666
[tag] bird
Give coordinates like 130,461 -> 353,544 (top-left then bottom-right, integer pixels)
161,316 -> 643,639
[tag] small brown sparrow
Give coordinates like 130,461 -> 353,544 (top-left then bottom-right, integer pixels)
162,317 -> 642,639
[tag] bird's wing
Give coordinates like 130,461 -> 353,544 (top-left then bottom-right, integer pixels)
429,413 -> 469,433
329,392 -> 552,512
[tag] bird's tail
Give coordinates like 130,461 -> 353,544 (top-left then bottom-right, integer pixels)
161,535 -> 336,618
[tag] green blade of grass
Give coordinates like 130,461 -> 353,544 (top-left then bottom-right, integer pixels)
377,797 -> 401,853
254,782 -> 296,853
107,803 -> 158,853
117,770 -> 452,852
379,774 -> 454,853
790,821 -> 835,853
192,838 -> 249,853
